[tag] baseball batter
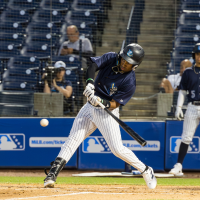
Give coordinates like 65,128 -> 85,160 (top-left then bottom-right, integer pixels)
169,43 -> 200,176
44,43 -> 157,189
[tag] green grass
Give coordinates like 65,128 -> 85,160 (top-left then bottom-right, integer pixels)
0,177 -> 200,186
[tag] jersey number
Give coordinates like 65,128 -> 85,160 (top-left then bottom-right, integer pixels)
191,90 -> 195,98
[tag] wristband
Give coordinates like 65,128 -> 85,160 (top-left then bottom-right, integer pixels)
86,78 -> 94,84
101,99 -> 110,108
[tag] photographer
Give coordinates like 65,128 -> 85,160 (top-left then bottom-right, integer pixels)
43,61 -> 73,112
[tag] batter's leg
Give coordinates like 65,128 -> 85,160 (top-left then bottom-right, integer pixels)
94,108 -> 157,189
169,104 -> 199,176
44,103 -> 97,187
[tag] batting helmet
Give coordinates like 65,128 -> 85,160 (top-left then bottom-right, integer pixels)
192,43 -> 200,59
119,43 -> 144,66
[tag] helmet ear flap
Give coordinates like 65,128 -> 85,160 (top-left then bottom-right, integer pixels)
192,53 -> 195,59
117,54 -> 121,65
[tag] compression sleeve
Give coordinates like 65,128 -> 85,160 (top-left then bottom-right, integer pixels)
86,61 -> 98,84
177,90 -> 187,108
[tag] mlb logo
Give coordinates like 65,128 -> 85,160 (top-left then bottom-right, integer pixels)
82,136 -> 111,153
0,134 -> 25,151
170,136 -> 199,153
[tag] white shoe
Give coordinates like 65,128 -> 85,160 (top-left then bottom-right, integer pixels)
44,180 -> 55,188
142,166 -> 157,189
169,163 -> 184,176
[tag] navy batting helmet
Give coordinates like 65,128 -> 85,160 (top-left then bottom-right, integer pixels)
119,43 -> 144,66
192,43 -> 200,59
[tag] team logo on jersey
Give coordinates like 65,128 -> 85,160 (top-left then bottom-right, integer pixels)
82,136 -> 111,153
0,134 -> 25,151
107,83 -> 117,96
127,49 -> 133,57
170,136 -> 199,153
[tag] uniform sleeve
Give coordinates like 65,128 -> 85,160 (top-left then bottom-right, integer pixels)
83,38 -> 93,52
112,82 -> 136,106
178,71 -> 188,90
90,52 -> 117,69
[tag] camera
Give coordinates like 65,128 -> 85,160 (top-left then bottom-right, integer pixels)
44,66 -> 62,86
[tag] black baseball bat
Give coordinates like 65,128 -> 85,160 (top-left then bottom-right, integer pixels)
98,102 -> 147,147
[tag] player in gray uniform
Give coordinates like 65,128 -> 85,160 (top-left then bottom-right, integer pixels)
169,43 -> 200,176
44,43 -> 157,189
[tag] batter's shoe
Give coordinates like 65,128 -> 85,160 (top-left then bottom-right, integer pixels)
142,166 -> 157,189
44,157 -> 66,188
169,163 -> 184,177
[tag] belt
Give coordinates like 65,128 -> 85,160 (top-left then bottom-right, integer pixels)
192,101 -> 200,106
88,101 -> 100,107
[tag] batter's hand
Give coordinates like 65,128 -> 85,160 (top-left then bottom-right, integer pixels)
88,94 -> 101,107
83,83 -> 95,97
175,107 -> 183,120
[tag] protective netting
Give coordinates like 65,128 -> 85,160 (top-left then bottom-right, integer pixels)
0,0 -> 196,118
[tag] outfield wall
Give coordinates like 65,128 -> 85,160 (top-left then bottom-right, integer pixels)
0,118 -> 199,171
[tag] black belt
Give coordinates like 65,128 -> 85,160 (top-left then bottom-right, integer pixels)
192,101 -> 200,106
88,101 -> 100,107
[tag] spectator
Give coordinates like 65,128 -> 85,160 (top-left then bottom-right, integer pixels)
43,61 -> 73,112
159,59 -> 192,93
58,25 -> 94,68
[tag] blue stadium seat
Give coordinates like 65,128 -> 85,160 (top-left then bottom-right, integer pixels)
0,43 -> 18,58
32,8 -> 64,23
179,12 -> 200,25
26,21 -> 60,35
26,33 -> 60,46
181,0 -> 200,11
7,0 -> 38,10
20,44 -> 53,58
2,75 -> 38,91
0,9 -> 30,23
176,24 -> 200,36
40,0 -> 71,10
0,104 -> 34,115
0,21 -> 25,34
65,10 -> 97,29
175,36 -> 200,47
0,33 -> 25,46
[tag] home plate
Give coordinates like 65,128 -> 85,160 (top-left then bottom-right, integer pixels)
72,172 -> 175,178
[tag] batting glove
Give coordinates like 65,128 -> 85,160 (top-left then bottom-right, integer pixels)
175,107 -> 183,120
88,94 -> 101,107
83,83 -> 95,98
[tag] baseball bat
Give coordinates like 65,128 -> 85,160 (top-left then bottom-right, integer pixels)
98,102 -> 147,147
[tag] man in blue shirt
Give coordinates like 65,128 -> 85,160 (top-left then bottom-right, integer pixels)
44,43 -> 157,189
169,43 -> 200,176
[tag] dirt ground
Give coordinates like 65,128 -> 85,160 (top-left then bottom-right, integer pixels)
0,169 -> 200,200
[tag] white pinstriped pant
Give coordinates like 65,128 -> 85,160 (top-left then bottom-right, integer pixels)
182,103 -> 200,145
58,102 -> 146,172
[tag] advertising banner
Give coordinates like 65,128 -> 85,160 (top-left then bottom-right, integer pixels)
0,118 -> 77,168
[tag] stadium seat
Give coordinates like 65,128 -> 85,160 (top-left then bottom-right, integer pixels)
174,36 -> 200,47
40,0 -> 71,10
65,10 -> 97,29
176,24 -> 200,36
20,43 -> 53,58
25,33 -> 61,47
0,104 -> 34,116
0,33 -> 25,46
180,0 -> 200,11
179,12 -> 200,25
32,8 -> 65,23
0,21 -> 25,34
0,9 -> 30,23
0,91 -> 34,104
26,21 -> 60,35
7,0 -> 38,10
0,43 -> 18,58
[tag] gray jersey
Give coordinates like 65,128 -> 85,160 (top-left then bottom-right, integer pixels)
58,38 -> 93,56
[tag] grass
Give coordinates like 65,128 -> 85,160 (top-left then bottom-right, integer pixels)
0,176 -> 200,186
